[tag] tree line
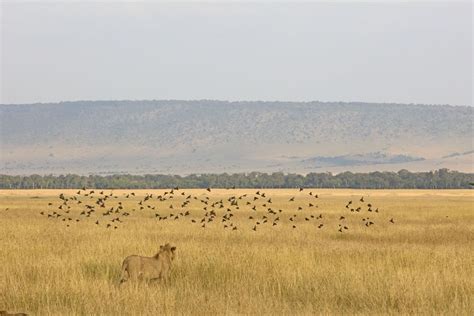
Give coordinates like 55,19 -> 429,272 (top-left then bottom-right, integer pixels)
0,169 -> 472,189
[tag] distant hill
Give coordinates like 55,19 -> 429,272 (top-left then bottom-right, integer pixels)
1,100 -> 472,175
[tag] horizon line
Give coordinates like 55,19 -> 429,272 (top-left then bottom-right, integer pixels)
0,99 -> 471,108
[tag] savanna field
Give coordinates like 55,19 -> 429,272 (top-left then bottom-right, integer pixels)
0,189 -> 473,315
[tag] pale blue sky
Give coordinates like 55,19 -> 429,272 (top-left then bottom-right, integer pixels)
1,1 -> 472,105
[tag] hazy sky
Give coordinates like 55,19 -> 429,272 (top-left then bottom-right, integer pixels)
1,1 -> 472,105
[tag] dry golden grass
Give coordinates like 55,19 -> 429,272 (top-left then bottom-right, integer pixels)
0,189 -> 473,315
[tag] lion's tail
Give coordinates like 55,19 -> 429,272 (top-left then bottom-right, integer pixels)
119,260 -> 129,284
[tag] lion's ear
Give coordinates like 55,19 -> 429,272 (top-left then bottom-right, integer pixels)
171,246 -> 176,252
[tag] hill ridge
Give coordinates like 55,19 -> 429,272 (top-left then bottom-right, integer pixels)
1,100 -> 472,175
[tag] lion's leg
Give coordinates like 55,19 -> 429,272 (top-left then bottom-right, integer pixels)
124,269 -> 140,283
161,269 -> 170,285
119,262 -> 129,284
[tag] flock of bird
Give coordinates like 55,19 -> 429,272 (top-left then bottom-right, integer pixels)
39,187 -> 394,232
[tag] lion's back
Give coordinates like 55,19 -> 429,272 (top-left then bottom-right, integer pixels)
123,255 -> 160,279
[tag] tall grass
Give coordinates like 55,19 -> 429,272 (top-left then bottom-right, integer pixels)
0,189 -> 473,315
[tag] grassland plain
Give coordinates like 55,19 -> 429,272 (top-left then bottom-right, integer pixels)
0,189 -> 473,315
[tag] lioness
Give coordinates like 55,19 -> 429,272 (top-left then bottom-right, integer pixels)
119,243 -> 176,285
